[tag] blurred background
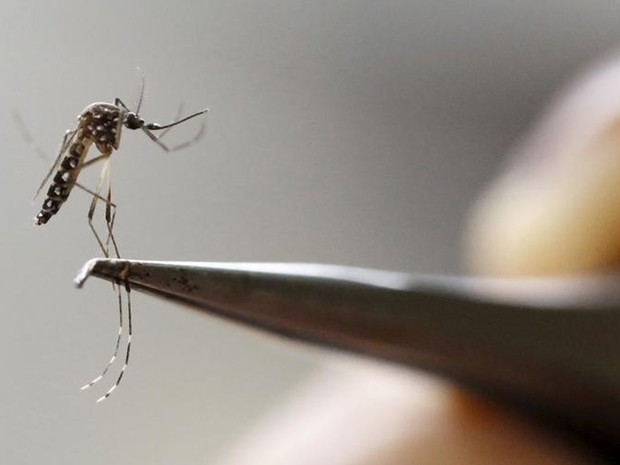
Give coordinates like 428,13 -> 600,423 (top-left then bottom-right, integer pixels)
1,1 -> 620,463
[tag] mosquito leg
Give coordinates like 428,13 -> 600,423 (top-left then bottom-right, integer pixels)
80,284 -> 124,391
14,109 -> 75,165
76,149 -> 120,257
115,97 -> 130,111
96,281 -> 132,403
104,182 -> 120,258
75,181 -> 120,258
78,150 -> 122,288
87,156 -> 112,257
80,159 -> 126,393
85,159 -> 117,293
88,198 -> 109,257
14,110 -> 52,162
81,154 -> 109,170
74,182 -> 116,206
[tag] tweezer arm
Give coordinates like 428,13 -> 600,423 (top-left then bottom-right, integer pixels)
76,259 -> 620,453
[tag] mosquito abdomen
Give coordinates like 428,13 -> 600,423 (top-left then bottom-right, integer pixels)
34,139 -> 88,225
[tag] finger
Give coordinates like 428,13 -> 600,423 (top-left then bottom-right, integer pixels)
215,361 -> 596,465
466,54 -> 620,276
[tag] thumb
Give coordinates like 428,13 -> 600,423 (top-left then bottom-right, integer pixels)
466,54 -> 620,276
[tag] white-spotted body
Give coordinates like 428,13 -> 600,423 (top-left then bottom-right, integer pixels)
35,102 -> 123,225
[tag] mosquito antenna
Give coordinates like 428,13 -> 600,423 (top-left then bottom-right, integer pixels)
145,108 -> 209,131
134,67 -> 146,114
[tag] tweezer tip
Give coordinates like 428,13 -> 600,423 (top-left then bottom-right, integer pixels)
74,258 -> 101,288
75,258 -> 134,289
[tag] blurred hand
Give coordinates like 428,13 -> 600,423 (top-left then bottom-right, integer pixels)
216,55 -> 620,465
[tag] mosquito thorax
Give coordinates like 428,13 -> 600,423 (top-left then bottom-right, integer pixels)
77,103 -> 123,153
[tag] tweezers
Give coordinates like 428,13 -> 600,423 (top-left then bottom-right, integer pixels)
75,258 -> 620,457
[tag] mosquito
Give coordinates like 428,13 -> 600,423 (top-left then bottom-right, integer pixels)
31,78 -> 209,402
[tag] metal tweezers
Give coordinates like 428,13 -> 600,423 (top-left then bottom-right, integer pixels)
75,258 -> 620,458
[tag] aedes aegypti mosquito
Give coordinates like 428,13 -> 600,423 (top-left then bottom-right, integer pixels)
30,77 -> 208,402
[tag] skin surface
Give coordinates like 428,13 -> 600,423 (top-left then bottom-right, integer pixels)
216,56 -> 620,465
466,55 -> 620,277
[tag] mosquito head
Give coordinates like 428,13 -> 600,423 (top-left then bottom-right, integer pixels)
123,112 -> 145,130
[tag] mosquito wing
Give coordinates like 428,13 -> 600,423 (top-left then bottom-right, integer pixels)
31,129 -> 77,202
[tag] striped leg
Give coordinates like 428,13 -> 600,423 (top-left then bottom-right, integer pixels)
79,157 -> 128,397
86,156 -> 121,258
78,155 -> 119,256
74,181 -> 118,244
79,174 -> 125,394
96,282 -> 132,403
104,181 -> 120,257
80,284 -> 124,392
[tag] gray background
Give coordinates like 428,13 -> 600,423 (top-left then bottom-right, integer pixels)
1,1 -> 619,463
